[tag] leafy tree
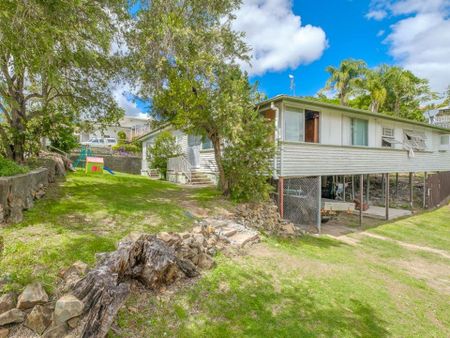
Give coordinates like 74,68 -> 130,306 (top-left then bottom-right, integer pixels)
129,0 -> 251,194
322,59 -> 367,106
0,0 -> 128,162
148,131 -> 182,179
112,131 -> 141,154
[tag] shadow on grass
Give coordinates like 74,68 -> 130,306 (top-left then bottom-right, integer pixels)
118,262 -> 389,338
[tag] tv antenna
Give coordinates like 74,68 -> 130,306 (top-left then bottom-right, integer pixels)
289,74 -> 295,96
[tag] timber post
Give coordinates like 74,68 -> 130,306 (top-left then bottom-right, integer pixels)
279,177 -> 284,218
385,173 -> 390,220
409,172 -> 413,209
359,174 -> 364,227
423,172 -> 427,209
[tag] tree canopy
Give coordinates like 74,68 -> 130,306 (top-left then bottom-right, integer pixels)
320,59 -> 439,121
0,0 -> 129,161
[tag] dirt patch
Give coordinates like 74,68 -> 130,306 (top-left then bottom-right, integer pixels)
395,257 -> 450,294
359,232 -> 450,259
234,242 -> 339,277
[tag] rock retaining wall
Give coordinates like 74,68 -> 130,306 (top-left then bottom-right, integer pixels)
0,156 -> 67,225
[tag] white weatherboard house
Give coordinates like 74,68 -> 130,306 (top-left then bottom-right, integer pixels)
139,95 -> 450,228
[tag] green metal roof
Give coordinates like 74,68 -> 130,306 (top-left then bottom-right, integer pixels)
257,95 -> 450,133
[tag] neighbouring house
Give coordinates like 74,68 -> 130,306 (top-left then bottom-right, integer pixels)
425,105 -> 450,129
139,95 -> 450,229
76,116 -> 151,143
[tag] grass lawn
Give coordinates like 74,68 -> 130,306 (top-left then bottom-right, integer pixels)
115,209 -> 450,337
1,171 -> 449,337
0,171 -> 225,293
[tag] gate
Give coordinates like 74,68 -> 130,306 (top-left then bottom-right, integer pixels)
426,171 -> 450,208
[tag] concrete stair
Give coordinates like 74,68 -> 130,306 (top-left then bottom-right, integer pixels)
190,172 -> 214,185
206,218 -> 260,248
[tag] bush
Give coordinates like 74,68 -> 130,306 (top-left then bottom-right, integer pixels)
0,157 -> 29,177
148,131 -> 182,179
112,131 -> 141,155
223,111 -> 275,202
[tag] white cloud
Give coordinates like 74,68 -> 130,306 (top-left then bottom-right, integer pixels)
112,84 -> 147,118
368,0 -> 450,93
377,29 -> 385,37
366,9 -> 387,20
232,0 -> 327,76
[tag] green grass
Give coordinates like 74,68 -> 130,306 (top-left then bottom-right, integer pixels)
115,208 -> 450,338
0,157 -> 29,176
0,171 -> 222,293
1,171 -> 449,337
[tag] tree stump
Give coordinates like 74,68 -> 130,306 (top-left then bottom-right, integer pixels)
72,235 -> 199,338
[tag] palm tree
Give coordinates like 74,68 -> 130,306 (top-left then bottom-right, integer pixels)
364,69 -> 387,112
322,59 -> 367,106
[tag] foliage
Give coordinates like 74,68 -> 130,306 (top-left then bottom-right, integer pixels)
322,59 -> 367,106
320,60 -> 438,121
112,131 -> 141,155
0,156 -> 29,177
148,131 -> 182,179
0,0 -> 128,162
129,1 -> 273,199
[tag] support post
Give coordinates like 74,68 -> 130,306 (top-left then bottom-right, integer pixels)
395,173 -> 399,200
409,172 -> 413,209
366,174 -> 370,204
423,172 -> 427,209
343,176 -> 346,202
359,174 -> 364,227
385,173 -> 390,220
352,175 -> 355,200
317,176 -> 322,234
279,177 -> 284,218
141,141 -> 148,176
381,174 -> 385,200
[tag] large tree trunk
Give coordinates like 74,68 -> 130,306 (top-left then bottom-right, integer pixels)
209,132 -> 229,195
72,235 -> 198,338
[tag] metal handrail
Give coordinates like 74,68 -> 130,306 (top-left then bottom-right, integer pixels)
46,144 -> 68,159
168,155 -> 192,183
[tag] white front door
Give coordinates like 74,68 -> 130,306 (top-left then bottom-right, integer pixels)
187,135 -> 201,169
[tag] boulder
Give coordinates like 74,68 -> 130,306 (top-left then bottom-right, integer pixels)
42,323 -> 69,338
280,223 -> 296,235
24,304 -> 52,335
54,295 -> 83,324
0,293 -> 16,314
197,253 -> 215,270
0,328 -> 9,338
0,308 -> 25,326
17,283 -> 48,310
67,316 -> 80,329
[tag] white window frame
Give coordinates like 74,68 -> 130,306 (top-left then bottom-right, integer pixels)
351,118 -> 369,146
381,127 -> 396,148
283,108 -> 305,142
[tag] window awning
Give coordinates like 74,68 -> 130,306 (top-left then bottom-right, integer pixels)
382,137 -> 402,145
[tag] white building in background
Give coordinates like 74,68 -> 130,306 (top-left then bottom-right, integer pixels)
77,116 -> 151,143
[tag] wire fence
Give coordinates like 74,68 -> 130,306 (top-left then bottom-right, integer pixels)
282,176 -> 320,227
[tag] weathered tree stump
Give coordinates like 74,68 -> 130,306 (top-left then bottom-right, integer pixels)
72,235 -> 199,338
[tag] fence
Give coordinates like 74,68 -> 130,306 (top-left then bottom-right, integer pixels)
426,171 -> 450,208
279,176 -> 321,228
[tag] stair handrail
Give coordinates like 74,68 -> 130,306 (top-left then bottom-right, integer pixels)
46,144 -> 68,159
168,155 -> 192,183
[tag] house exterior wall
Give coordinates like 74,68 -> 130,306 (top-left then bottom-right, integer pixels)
275,98 -> 450,177
140,128 -> 217,176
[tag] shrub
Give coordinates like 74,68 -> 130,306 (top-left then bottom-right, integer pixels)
148,131 -> 182,179
112,131 -> 141,155
222,111 -> 275,202
0,157 -> 29,177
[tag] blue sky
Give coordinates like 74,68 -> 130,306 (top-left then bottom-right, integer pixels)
122,0 -> 450,116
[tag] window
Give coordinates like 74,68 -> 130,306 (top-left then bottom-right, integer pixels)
403,129 -> 426,150
441,135 -> 449,145
188,135 -> 202,147
382,127 -> 395,148
284,109 -> 304,142
202,137 -> 213,150
351,118 -> 368,146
